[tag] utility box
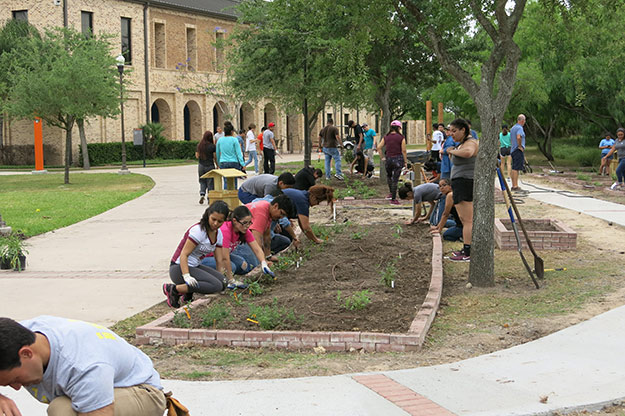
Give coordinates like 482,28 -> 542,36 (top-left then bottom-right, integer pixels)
200,168 -> 247,209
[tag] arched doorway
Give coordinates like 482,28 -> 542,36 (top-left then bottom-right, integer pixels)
212,101 -> 228,132
286,113 -> 301,153
151,99 -> 172,139
240,102 -> 254,130
183,100 -> 202,141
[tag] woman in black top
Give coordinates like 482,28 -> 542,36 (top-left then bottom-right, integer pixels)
195,130 -> 217,204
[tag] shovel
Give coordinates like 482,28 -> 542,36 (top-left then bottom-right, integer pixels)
496,168 -> 540,289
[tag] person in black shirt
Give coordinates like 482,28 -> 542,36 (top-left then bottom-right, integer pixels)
293,167 -> 322,191
348,120 -> 364,150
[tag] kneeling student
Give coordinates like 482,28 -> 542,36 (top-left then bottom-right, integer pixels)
398,180 -> 445,225
350,150 -> 374,178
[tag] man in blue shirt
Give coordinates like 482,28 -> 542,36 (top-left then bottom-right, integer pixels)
599,134 -> 615,176
360,123 -> 377,173
509,114 -> 526,191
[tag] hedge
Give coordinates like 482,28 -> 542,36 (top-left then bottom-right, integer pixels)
79,139 -> 198,166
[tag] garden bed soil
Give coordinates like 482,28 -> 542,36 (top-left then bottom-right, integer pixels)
169,222 -> 431,333
502,220 -> 558,232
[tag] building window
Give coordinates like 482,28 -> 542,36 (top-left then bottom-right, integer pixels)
12,10 -> 28,21
344,114 -> 350,136
121,17 -> 132,65
154,22 -> 166,68
327,113 -> 333,123
186,27 -> 196,70
81,11 -> 93,38
215,31 -> 225,72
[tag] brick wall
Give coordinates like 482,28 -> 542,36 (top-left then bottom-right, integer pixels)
494,218 -> 577,250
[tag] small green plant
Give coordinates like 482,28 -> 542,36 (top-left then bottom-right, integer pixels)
344,148 -> 355,163
351,229 -> 368,240
338,290 -> 372,310
230,290 -> 243,305
391,224 -> 403,238
380,261 -> 398,288
200,301 -> 232,328
0,231 -> 28,271
247,298 -> 302,330
246,280 -> 264,297
172,309 -> 191,328
576,173 -> 591,181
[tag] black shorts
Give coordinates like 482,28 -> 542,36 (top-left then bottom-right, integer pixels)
500,147 -> 511,157
511,149 -> 524,171
451,177 -> 473,204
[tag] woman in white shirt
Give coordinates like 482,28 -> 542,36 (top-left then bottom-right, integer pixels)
244,123 -> 259,174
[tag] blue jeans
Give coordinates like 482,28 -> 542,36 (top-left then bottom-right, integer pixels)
238,188 -> 257,204
219,161 -> 242,188
443,226 -> 463,242
429,199 -> 455,228
617,158 -> 625,183
323,147 -> 342,178
244,151 -> 258,173
201,249 -> 258,276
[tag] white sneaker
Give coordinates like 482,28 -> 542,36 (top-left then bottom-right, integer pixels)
610,182 -> 619,190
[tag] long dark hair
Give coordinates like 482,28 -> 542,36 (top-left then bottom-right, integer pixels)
230,205 -> 252,243
450,118 -> 471,144
197,130 -> 214,160
200,201 -> 230,233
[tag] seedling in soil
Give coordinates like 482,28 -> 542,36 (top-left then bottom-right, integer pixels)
392,224 -> 403,238
338,290 -> 372,310
200,301 -> 232,329
172,309 -> 191,328
351,229 -> 369,240
230,290 -> 243,305
247,298 -> 302,330
246,280 -> 264,297
380,260 -> 398,288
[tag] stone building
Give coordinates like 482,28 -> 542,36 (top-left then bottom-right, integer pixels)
0,0 -> 423,166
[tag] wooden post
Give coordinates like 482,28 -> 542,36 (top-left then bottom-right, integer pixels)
33,118 -> 46,173
425,101 -> 432,150
437,102 -> 444,124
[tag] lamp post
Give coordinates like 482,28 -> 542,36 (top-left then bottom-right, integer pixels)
116,54 -> 129,174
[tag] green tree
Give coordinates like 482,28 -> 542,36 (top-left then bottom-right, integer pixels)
398,0 -> 528,287
226,0 -> 376,166
3,28 -> 121,183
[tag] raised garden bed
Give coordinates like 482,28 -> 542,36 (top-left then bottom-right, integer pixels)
495,218 -> 577,250
137,221 -> 444,352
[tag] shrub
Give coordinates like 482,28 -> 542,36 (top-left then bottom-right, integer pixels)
338,290 -> 372,310
200,301 -> 232,328
172,309 -> 191,328
79,138 -> 198,166
247,298 -> 302,330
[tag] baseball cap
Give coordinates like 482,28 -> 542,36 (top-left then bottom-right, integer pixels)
390,120 -> 402,127
268,122 -> 275,128
362,123 -> 368,127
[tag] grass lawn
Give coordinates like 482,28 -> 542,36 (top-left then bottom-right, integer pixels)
0,173 -> 154,237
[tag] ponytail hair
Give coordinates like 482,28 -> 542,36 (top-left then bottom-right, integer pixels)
450,118 -> 471,143
200,201 -> 230,232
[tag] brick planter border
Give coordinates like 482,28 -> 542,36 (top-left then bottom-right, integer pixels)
136,235 -> 444,352
494,218 -> 577,250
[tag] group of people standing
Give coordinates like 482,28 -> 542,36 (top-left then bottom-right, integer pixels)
195,122 -> 278,205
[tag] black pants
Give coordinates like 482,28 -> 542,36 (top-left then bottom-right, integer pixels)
263,148 -> 276,174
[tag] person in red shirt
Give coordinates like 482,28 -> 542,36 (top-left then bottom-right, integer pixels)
377,120 -> 408,205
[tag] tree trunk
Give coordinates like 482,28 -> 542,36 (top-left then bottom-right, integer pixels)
77,118 -> 90,170
64,117 -> 75,184
468,104 -> 499,287
376,78 -> 392,182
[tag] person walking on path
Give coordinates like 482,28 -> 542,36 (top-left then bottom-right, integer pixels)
164,201 -> 233,308
263,122 -> 277,174
195,130 -> 217,205
446,118 -> 478,262
237,172 -> 295,204
603,128 -> 625,190
599,133 -> 615,176
318,119 -> 343,180
0,316 -> 167,416
361,123 -> 377,172
499,124 -> 512,179
244,123 -> 259,174
214,126 -> 224,143
431,123 -> 445,161
216,124 -> 245,171
377,120 -> 407,205
509,114 -> 526,191
440,126 -> 455,180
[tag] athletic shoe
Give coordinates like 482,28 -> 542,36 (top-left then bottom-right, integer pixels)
199,196 -> 205,204
390,199 -> 401,205
227,280 -> 249,290
450,250 -> 463,257
610,182 -> 620,190
385,193 -> 393,200
162,283 -> 180,308
182,292 -> 193,304
334,174 -> 344,180
448,253 -> 470,262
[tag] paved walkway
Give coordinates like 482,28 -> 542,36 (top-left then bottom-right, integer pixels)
1,160 -> 625,415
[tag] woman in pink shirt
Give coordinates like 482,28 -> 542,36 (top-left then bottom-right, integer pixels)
377,120 -> 408,205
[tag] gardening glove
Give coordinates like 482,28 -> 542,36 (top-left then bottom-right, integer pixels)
182,273 -> 199,289
261,261 -> 275,277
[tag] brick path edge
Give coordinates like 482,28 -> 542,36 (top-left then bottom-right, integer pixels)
136,233 -> 444,352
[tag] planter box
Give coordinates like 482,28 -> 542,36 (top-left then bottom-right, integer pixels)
495,218 -> 577,250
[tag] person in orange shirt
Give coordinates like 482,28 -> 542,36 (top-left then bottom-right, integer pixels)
257,127 -> 265,173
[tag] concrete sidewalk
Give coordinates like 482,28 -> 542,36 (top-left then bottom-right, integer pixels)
2,160 -> 625,415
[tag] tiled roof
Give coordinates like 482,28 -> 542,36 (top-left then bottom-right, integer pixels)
138,0 -> 239,19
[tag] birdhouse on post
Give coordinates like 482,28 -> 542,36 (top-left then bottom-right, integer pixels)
200,168 -> 247,209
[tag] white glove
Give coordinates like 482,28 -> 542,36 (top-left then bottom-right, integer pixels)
261,261 -> 275,277
183,273 -> 199,288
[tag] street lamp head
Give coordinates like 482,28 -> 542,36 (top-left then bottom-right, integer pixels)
116,54 -> 125,71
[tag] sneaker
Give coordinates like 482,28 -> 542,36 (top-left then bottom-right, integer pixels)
162,283 -> 180,308
448,253 -> 470,262
610,182 -> 620,190
385,193 -> 393,200
390,199 -> 400,205
182,292 -> 193,304
199,196 -> 205,204
450,250 -> 463,257
334,174 -> 344,180
227,280 -> 249,290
